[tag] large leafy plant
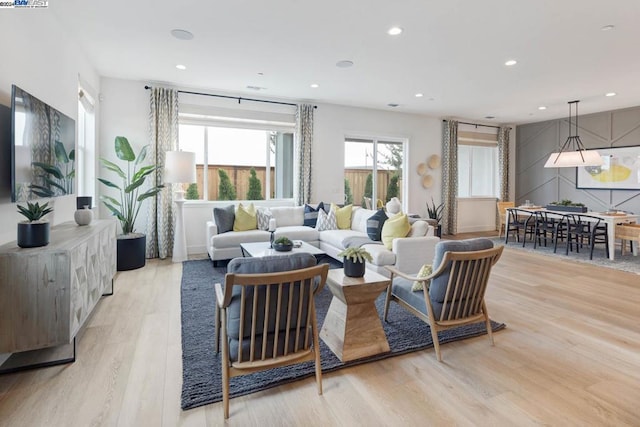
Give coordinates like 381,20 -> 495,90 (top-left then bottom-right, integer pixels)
98,136 -> 163,235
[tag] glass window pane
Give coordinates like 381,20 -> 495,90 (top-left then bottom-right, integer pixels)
377,142 -> 403,204
344,140 -> 373,207
458,146 -> 471,197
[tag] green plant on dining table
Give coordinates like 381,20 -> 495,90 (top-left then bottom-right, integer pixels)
549,199 -> 585,207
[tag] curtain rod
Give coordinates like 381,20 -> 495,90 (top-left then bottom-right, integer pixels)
442,119 -> 511,130
144,85 -> 317,109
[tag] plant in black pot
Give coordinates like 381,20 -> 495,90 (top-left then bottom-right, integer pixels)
426,197 -> 444,237
272,236 -> 293,252
338,247 -> 373,278
17,201 -> 53,248
98,136 -> 163,271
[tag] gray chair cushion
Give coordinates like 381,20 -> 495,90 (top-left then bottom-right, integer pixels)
226,253 -> 318,361
214,204 -> 235,234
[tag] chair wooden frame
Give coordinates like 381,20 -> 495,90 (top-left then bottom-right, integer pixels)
215,263 -> 329,419
383,246 -> 504,362
497,201 -> 515,238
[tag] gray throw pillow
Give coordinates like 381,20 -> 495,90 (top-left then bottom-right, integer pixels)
213,204 -> 235,234
367,208 -> 388,241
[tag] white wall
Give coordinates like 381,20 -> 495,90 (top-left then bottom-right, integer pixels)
0,10 -> 100,245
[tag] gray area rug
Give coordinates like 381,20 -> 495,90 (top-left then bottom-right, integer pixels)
180,258 -> 506,410
493,236 -> 640,275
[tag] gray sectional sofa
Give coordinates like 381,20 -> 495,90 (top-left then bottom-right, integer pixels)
206,204 -> 440,276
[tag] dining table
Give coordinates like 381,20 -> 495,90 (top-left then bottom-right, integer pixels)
505,206 -> 638,261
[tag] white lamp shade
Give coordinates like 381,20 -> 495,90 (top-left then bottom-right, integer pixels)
544,150 -> 604,168
164,151 -> 196,183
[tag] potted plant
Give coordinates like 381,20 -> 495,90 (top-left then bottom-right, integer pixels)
426,197 -> 444,237
98,136 -> 163,271
17,201 -> 53,248
272,236 -> 293,252
546,199 -> 588,213
337,247 -> 373,277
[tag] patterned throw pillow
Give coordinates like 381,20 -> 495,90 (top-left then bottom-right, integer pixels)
316,208 -> 338,231
256,208 -> 273,231
233,203 -> 257,231
213,204 -> 235,234
366,208 -> 388,241
412,264 -> 433,291
303,202 -> 324,227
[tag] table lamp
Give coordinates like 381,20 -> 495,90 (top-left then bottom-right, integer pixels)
164,151 -> 196,262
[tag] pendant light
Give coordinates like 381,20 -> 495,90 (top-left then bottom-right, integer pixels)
544,100 -> 603,168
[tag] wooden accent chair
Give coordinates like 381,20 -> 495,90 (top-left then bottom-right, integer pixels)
497,201 -> 515,237
383,238 -> 503,362
215,253 -> 329,419
616,223 -> 640,255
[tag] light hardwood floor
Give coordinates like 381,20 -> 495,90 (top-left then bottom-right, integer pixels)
1,235 -> 639,426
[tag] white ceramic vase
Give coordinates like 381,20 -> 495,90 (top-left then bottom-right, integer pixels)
386,197 -> 401,215
74,206 -> 93,226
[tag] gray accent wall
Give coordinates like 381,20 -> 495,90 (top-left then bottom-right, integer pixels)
516,105 -> 640,214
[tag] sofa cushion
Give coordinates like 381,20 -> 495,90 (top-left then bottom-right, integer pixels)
350,207 -> 377,233
270,206 -> 304,227
361,243 -> 396,266
407,220 -> 429,237
331,203 -> 353,229
366,209 -> 388,241
212,229 -> 269,249
275,225 -> 320,242
303,202 -> 324,227
233,203 -> 257,231
256,208 -> 273,231
214,204 -> 235,234
381,213 -> 411,249
319,229 -> 362,249
316,209 -> 338,231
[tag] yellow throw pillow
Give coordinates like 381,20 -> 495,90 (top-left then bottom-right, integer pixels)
412,264 -> 433,291
233,203 -> 257,231
381,213 -> 411,249
331,203 -> 353,230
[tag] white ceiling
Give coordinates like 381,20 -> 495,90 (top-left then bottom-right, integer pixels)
52,0 -> 640,125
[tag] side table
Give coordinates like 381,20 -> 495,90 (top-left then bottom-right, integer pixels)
320,269 -> 391,362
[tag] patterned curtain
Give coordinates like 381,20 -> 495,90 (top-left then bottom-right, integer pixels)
497,126 -> 511,230
294,104 -> 314,205
442,120 -> 459,235
146,87 -> 179,259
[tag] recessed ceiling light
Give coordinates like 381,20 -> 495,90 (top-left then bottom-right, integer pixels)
310,83 -> 319,88
336,60 -> 354,68
601,25 -> 615,31
246,85 -> 266,91
257,72 -> 264,76
387,26 -> 403,36
176,64 -> 186,70
170,29 -> 194,40
415,93 -> 424,98
605,92 -> 617,97
538,106 -> 547,110
485,116 -> 495,119
504,59 -> 517,66
387,103 -> 399,108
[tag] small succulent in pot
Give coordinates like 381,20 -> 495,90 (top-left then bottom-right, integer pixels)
17,201 -> 53,223
337,247 -> 373,277
272,236 -> 293,252
17,201 -> 53,248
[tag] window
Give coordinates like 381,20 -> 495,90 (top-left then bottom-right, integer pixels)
457,129 -> 498,198
344,137 -> 405,208
178,123 -> 294,201
77,85 -> 96,204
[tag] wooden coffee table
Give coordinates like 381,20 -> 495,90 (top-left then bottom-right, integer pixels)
320,269 -> 391,362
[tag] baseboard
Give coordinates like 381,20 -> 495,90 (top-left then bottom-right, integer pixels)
457,225 -> 497,233
188,245 -> 207,255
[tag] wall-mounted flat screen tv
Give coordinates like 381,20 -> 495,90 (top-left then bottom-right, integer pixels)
11,84 -> 76,202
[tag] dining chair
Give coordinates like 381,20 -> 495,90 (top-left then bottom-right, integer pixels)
504,208 -> 535,246
215,253 -> 328,419
497,201 -> 515,238
563,214 -> 609,259
532,210 -> 566,251
383,238 -> 503,362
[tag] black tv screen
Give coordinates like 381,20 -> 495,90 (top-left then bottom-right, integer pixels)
11,84 -> 76,202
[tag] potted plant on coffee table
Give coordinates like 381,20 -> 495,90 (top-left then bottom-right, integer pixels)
98,136 -> 163,271
16,201 -> 53,248
337,247 -> 373,277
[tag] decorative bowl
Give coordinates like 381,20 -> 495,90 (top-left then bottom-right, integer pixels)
272,242 -> 293,252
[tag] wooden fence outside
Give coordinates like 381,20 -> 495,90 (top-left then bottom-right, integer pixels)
187,165 -> 402,203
